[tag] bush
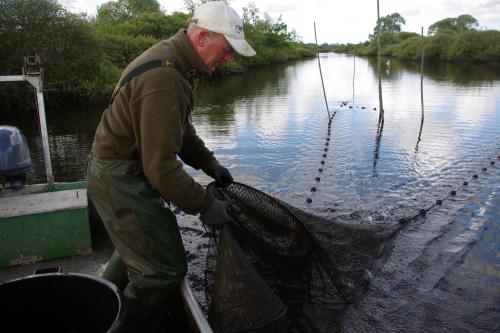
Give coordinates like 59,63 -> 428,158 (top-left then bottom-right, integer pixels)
0,0 -> 326,102
358,43 -> 378,56
396,31 -> 420,42
0,0 -> 104,101
381,44 -> 396,56
95,11 -> 189,39
447,30 -> 500,64
333,14 -> 499,66
393,36 -> 424,60
294,46 -> 316,58
98,33 -> 159,69
71,58 -> 121,97
423,33 -> 455,62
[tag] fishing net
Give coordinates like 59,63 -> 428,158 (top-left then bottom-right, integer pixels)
204,182 -> 398,333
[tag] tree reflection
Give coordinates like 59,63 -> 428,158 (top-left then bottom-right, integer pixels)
193,62 -> 292,132
364,55 -> 500,84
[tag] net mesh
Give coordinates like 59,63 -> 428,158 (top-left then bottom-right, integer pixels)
205,182 -> 398,332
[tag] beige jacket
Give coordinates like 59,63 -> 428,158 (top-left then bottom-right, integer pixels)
92,29 -> 215,214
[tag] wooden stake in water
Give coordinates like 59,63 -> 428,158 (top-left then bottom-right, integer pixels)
314,22 -> 331,119
377,0 -> 384,116
420,26 -> 425,118
415,26 -> 425,153
352,49 -> 356,101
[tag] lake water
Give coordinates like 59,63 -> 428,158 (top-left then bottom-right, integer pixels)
3,53 -> 499,332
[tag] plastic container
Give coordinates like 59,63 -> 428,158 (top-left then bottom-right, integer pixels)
0,269 -> 125,332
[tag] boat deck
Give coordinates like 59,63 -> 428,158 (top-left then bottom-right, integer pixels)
0,237 -> 113,282
0,214 -> 213,333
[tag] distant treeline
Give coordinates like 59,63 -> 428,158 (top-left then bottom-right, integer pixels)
332,13 -> 500,66
0,0 -> 331,103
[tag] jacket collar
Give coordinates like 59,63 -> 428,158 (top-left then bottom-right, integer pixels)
169,29 -> 211,80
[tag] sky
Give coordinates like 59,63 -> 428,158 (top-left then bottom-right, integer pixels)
61,0 -> 500,44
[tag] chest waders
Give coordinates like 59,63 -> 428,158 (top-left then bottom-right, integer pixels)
86,59 -> 197,332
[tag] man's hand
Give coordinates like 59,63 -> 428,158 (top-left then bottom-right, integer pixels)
203,160 -> 233,187
200,198 -> 230,225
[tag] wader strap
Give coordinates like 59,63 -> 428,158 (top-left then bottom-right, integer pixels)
108,58 -> 196,106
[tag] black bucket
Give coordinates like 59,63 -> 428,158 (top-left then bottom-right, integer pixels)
0,271 -> 125,332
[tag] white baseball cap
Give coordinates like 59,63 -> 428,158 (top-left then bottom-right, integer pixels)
192,1 -> 256,57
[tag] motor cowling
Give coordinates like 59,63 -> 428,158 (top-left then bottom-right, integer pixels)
0,125 -> 32,188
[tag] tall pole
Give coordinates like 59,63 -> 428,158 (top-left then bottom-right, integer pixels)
377,0 -> 384,116
415,26 -> 425,153
352,49 -> 356,101
420,26 -> 425,118
35,83 -> 54,187
1,71 -> 54,187
314,21 -> 331,119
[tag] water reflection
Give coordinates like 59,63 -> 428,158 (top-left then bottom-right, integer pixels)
414,107 -> 425,154
415,60 -> 425,154
372,115 -> 384,177
196,63 -> 290,107
366,56 -> 500,85
1,102 -> 103,183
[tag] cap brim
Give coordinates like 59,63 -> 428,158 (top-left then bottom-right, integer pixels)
225,36 -> 256,57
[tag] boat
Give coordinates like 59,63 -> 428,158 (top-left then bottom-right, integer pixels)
0,55 -> 92,267
0,56 -> 212,332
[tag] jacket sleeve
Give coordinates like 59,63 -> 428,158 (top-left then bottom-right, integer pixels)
130,68 -> 213,215
178,119 -> 216,170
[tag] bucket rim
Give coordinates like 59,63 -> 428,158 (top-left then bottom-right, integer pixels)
0,271 -> 126,333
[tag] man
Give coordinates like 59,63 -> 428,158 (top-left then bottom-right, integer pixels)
86,1 -> 256,331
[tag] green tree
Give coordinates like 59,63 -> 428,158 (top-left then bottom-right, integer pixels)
428,14 -> 478,35
456,15 -> 478,31
368,12 -> 406,45
447,30 -> 500,64
371,13 -> 406,37
0,0 -> 107,96
236,2 -> 313,68
128,0 -> 160,14
106,11 -> 187,38
381,13 -> 406,34
242,2 -> 259,24
96,0 -> 131,23
164,11 -> 191,35
96,0 -> 161,24
93,4 -> 189,69
183,0 -> 231,13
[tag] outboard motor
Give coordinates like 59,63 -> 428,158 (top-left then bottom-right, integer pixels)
0,126 -> 32,188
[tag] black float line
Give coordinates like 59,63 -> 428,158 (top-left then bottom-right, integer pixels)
307,109 -> 338,203
339,101 -> 377,111
307,101 -> 498,225
307,100 -> 371,203
398,156 -> 498,224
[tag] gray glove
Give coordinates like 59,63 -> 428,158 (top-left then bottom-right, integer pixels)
199,198 -> 230,225
203,160 -> 233,187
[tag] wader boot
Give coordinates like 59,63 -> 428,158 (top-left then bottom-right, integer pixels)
102,249 -> 129,291
86,153 -> 187,332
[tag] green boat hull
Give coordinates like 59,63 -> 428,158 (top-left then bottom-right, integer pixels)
0,182 -> 92,267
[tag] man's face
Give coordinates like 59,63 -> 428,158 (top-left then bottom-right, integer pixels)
199,32 -> 234,72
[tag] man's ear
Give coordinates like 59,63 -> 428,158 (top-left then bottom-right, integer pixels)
198,30 -> 209,47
